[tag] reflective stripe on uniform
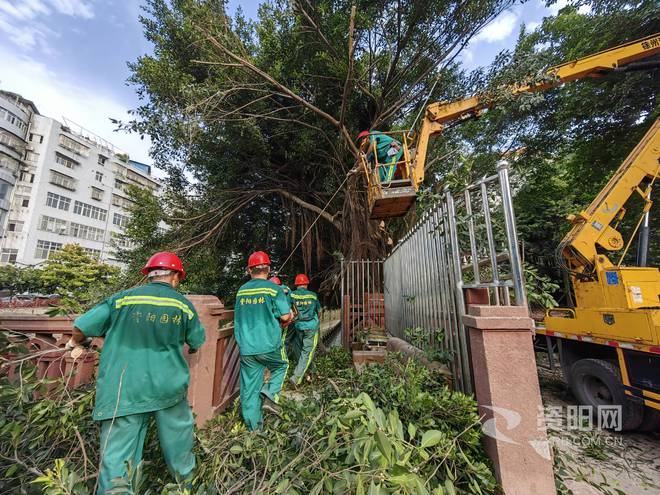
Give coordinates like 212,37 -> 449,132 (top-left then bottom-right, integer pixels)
237,288 -> 278,297
296,331 -> 318,385
291,294 -> 317,300
115,296 -> 195,320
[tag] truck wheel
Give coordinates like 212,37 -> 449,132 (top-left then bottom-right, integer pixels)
637,407 -> 660,432
569,358 -> 644,431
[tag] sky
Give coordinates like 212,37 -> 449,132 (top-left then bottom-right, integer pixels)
0,0 -> 572,170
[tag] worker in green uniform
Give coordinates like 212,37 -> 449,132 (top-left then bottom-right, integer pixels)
269,276 -> 298,357
65,252 -> 205,494
289,273 -> 321,386
357,130 -> 403,183
235,252 -> 293,430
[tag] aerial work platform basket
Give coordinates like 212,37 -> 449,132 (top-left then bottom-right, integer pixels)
359,130 -> 419,219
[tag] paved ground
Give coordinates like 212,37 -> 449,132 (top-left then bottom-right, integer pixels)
536,357 -> 660,495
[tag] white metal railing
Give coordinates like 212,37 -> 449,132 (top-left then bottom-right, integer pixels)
384,160 -> 526,393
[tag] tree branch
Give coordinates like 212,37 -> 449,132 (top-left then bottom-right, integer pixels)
275,189 -> 342,231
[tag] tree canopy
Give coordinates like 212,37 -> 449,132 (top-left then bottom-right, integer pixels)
122,0 -> 659,302
122,0 -> 515,301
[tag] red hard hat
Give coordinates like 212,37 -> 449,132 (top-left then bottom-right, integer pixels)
357,130 -> 370,141
269,276 -> 282,285
248,251 -> 271,268
141,252 -> 186,280
295,273 -> 310,286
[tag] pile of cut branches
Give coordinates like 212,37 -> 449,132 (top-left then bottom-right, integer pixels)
1,334 -> 496,494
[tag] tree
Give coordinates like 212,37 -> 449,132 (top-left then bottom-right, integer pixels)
0,265 -> 43,297
39,245 -> 120,315
426,0 -> 659,293
121,0 -> 516,295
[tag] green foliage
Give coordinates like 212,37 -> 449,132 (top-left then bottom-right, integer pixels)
32,459 -> 89,495
0,333 -> 99,492
38,245 -> 120,315
404,327 -> 455,365
0,264 -> 43,296
524,263 -> 560,309
117,0 -> 517,293
429,0 -> 659,290
4,336 -> 495,494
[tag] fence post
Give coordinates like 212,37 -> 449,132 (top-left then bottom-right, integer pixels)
497,160 -> 527,306
463,305 -> 555,494
186,295 -> 224,427
445,185 -> 471,394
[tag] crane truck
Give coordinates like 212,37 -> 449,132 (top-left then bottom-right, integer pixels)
362,33 -> 660,430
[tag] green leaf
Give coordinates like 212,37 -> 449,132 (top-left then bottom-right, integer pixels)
421,430 -> 442,448
375,430 -> 392,463
408,423 -> 417,440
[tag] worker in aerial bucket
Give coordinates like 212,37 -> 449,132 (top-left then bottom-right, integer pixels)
289,273 -> 321,386
357,130 -> 403,183
235,252 -> 293,430
66,252 -> 206,494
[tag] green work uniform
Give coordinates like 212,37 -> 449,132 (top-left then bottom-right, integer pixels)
74,281 -> 205,494
234,279 -> 291,430
290,288 -> 321,385
367,132 -> 404,183
281,285 -> 297,356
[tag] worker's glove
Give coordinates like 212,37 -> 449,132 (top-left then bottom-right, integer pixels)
387,147 -> 399,157
64,337 -> 92,351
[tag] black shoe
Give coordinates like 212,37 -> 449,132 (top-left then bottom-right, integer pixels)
261,396 -> 281,417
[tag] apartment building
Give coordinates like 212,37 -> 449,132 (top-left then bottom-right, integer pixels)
0,91 -> 162,267
0,91 -> 39,238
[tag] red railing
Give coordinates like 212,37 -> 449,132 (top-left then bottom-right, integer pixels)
0,295 -> 239,427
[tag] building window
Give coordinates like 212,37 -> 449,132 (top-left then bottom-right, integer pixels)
112,231 -> 134,249
49,170 -> 77,191
91,187 -> 104,201
112,194 -> 134,209
0,130 -> 25,154
95,171 -> 104,183
39,215 -> 68,234
21,198 -> 29,207
55,153 -> 78,169
73,200 -> 107,222
7,221 -> 23,232
35,240 -> 62,259
25,151 -> 39,163
46,192 -> 71,211
98,155 -> 107,165
0,107 -> 28,132
0,155 -> 20,174
70,221 -> 105,242
83,247 -> 101,259
0,179 -> 9,200
19,170 -> 35,183
0,248 -> 18,263
58,134 -> 90,157
113,212 -> 129,228
114,178 -> 128,192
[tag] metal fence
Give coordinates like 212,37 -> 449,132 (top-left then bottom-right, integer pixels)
384,160 -> 526,393
340,260 -> 385,348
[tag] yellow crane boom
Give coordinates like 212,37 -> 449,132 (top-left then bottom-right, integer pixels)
412,33 -> 660,188
560,119 -> 660,274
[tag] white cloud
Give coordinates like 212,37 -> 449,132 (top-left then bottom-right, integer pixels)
0,46 -> 152,165
0,0 -> 93,50
526,21 -> 541,32
547,0 -> 591,16
473,10 -> 520,44
547,0 -> 569,15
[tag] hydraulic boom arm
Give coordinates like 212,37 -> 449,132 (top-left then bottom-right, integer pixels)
411,33 -> 660,187
559,119 -> 660,274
